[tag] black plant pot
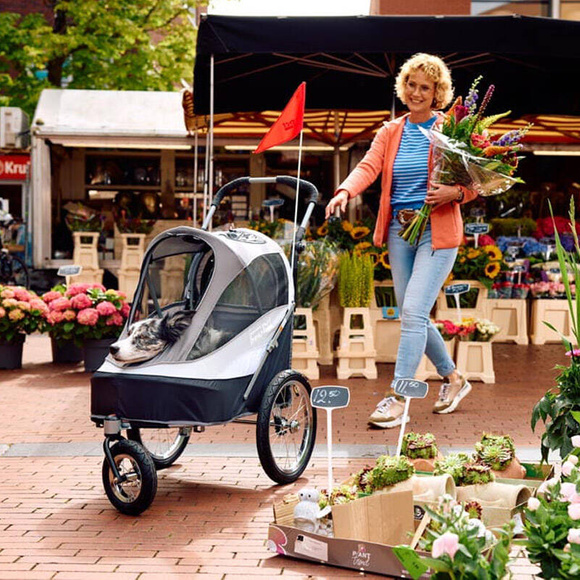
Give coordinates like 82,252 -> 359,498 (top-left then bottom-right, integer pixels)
0,335 -> 25,370
83,338 -> 116,373
51,338 -> 83,364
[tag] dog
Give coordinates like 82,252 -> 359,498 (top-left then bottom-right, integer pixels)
109,310 -> 195,365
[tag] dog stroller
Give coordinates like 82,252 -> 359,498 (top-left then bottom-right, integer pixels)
91,176 -> 319,515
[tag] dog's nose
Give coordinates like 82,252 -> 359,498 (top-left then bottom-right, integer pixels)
109,345 -> 119,355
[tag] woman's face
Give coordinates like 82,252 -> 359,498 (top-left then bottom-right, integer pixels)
404,70 -> 436,116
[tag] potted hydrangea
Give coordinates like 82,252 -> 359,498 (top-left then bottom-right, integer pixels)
0,285 -> 48,369
42,283 -> 129,371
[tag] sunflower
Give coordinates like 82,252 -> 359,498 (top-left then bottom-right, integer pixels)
367,251 -> 380,266
467,249 -> 481,260
316,221 -> 328,236
341,221 -> 354,233
484,261 -> 501,279
354,241 -> 372,254
459,256 -> 466,264
445,272 -> 454,285
484,245 -> 502,261
379,251 -> 390,269
350,226 -> 371,240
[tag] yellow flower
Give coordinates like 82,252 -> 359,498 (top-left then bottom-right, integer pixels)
445,272 -> 454,285
368,252 -> 380,266
341,221 -> 354,232
484,245 -> 502,261
379,252 -> 390,269
467,249 -> 481,260
350,226 -> 370,240
317,222 -> 329,236
354,241 -> 372,253
459,256 -> 466,264
484,261 -> 501,279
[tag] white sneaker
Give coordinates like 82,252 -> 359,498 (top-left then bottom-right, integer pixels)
368,396 -> 409,428
433,372 -> 472,414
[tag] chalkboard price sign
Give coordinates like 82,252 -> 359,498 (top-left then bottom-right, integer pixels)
311,386 -> 350,409
512,264 -> 526,273
393,378 -> 429,399
444,283 -> 470,295
465,223 -> 490,235
57,265 -> 83,277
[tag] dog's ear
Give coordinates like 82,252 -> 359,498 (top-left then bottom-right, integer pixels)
159,310 -> 195,344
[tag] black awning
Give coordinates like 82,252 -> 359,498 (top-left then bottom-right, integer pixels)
193,15 -> 580,117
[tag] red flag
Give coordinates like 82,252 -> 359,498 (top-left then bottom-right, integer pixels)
253,82 -> 306,154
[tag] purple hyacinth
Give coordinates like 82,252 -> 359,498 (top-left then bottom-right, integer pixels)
464,76 -> 482,112
496,123 -> 533,146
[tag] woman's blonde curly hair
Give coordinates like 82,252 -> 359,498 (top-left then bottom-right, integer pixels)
395,53 -> 454,111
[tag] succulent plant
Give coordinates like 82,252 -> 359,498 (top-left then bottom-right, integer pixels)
351,466 -> 374,494
463,463 -> 495,485
367,455 -> 415,491
318,484 -> 358,509
474,433 -> 516,471
434,453 -> 471,485
464,500 -> 483,520
401,432 -> 439,460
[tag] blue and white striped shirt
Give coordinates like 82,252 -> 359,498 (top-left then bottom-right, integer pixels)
390,116 -> 436,211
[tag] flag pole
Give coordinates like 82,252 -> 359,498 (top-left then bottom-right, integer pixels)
290,128 -> 304,273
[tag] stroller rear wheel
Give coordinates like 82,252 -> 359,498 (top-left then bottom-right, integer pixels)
127,427 -> 191,470
256,370 -> 317,484
102,439 -> 157,515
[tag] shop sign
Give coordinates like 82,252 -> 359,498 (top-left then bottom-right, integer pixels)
0,155 -> 30,181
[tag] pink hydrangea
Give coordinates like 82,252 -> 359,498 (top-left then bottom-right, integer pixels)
63,309 -> 76,321
432,532 -> 459,559
50,297 -> 72,312
16,301 -> 31,311
12,287 -> 31,301
50,311 -> 64,324
0,307 -> 5,318
120,302 -> 130,318
0,288 -> 15,299
65,283 -> 92,297
77,308 -> 99,326
42,290 -> 63,304
30,299 -> 48,313
8,309 -> 24,322
106,312 -> 124,326
96,301 -> 117,316
2,298 -> 17,308
70,293 -> 93,310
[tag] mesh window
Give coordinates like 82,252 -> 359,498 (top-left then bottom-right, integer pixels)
187,253 -> 288,360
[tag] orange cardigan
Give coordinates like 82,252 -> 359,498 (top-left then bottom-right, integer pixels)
337,113 -> 478,250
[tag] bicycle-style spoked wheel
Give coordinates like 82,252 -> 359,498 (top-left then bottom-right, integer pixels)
256,370 -> 317,484
127,426 -> 191,470
0,254 -> 28,287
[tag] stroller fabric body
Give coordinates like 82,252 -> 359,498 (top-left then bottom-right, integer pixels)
91,226 -> 294,426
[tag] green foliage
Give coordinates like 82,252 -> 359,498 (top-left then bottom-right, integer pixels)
401,432 -> 438,460
338,252 -> 374,308
490,217 -> 537,237
366,455 -> 415,491
0,1 -> 204,116
474,433 -> 516,471
434,453 -> 495,486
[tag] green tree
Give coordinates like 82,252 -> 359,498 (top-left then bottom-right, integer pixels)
0,0 -> 206,116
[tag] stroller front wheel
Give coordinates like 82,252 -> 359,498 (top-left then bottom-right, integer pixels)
102,439 -> 157,515
256,370 -> 317,484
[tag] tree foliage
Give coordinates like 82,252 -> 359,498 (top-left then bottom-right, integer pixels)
0,0 -> 205,116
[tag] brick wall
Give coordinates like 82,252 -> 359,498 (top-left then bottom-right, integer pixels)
0,0 -> 54,24
370,0 -> 470,15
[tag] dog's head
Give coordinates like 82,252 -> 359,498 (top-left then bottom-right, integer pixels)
109,310 -> 194,365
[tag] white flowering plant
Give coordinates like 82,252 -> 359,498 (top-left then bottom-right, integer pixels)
522,440 -> 580,579
395,494 -> 513,579
474,318 -> 500,342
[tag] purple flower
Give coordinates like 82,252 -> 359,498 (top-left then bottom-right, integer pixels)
476,85 -> 495,121
465,75 -> 482,112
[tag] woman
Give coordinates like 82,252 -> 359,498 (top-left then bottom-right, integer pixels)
325,53 -> 478,428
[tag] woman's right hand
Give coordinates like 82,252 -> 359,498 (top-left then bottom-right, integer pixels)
325,190 -> 349,219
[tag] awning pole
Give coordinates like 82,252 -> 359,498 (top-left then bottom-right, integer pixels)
203,125 -> 210,220
208,53 -> 215,229
333,111 -> 340,191
551,0 -> 561,18
193,122 -> 199,226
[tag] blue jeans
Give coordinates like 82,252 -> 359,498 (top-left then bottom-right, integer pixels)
388,217 -> 458,380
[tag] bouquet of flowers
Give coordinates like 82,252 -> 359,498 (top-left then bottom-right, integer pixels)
0,285 -> 48,343
42,283 -> 130,345
453,244 -> 505,287
63,202 -> 101,232
474,318 -> 500,342
400,76 -> 531,245
434,319 -> 460,341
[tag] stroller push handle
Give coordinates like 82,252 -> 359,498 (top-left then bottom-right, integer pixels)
201,176 -> 319,234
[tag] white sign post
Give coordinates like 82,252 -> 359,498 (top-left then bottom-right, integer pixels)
57,265 -> 82,287
392,379 -> 429,457
444,283 -> 470,325
310,386 -> 350,495
464,223 -> 490,249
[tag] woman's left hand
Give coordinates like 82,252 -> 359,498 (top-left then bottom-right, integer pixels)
426,183 -> 461,209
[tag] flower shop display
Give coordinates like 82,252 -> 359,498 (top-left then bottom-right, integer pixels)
474,433 -> 526,479
313,216 -> 373,252
42,283 -> 129,372
0,285 -> 48,369
399,76 -> 529,245
401,432 -> 443,472
395,494 -> 514,580
292,308 -> 320,380
336,252 -> 377,379
522,445 -> 580,579
452,244 -> 506,290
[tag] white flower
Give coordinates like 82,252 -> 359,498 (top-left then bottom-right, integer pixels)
467,518 -> 487,537
568,455 -> 579,466
562,461 -> 576,477
571,436 -> 580,448
527,497 -> 541,511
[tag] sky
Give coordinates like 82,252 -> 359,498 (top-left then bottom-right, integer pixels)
208,0 -> 371,17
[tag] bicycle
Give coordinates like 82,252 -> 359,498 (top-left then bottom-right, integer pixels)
0,215 -> 29,287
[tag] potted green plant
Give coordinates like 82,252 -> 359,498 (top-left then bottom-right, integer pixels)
42,283 -> 130,371
0,285 -> 48,369
474,433 -> 526,479
401,432 -> 443,472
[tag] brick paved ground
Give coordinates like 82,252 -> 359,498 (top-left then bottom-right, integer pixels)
0,334 -> 561,578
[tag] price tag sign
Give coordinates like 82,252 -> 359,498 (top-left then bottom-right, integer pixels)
512,264 -> 526,273
311,386 -> 350,410
465,223 -> 490,235
310,386 -> 350,497
57,265 -> 82,277
445,283 -> 470,295
393,378 -> 429,399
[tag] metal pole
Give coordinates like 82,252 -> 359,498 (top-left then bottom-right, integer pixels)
551,0 -> 561,18
193,124 -> 199,225
333,111 -> 340,191
208,53 -> 215,229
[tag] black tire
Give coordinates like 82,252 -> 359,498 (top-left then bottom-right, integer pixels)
256,370 -> 317,484
102,439 -> 157,515
127,426 -> 191,470
0,254 -> 28,287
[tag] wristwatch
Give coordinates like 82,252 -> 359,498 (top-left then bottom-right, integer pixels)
455,187 -> 464,203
